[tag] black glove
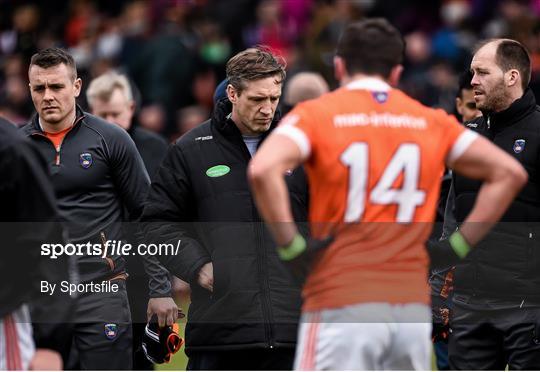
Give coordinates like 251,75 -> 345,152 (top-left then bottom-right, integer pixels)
432,306 -> 451,343
142,315 -> 183,364
278,233 -> 334,285
427,231 -> 471,269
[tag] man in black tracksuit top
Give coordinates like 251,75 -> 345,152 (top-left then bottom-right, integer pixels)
141,47 -> 307,370
22,47 -> 173,370
447,39 -> 540,369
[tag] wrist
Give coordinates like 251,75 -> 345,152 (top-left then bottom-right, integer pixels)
277,233 -> 306,261
449,231 -> 471,258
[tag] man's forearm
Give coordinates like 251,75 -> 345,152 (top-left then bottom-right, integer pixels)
249,169 -> 297,246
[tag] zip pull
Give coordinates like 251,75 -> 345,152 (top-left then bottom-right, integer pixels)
486,116 -> 491,129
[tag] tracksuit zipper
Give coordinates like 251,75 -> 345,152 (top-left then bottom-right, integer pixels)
253,214 -> 276,348
29,116 -> 85,165
244,140 -> 275,349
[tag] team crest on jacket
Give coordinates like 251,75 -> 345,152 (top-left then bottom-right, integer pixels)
104,323 -> 117,339
79,152 -> 93,168
513,139 -> 526,153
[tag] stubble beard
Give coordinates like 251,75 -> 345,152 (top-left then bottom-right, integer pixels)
478,79 -> 509,112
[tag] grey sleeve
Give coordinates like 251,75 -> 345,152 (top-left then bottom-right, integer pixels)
109,129 -> 173,297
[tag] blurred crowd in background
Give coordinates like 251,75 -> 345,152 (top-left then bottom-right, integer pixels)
3,0 -> 540,141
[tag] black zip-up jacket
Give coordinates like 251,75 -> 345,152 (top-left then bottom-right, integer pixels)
0,117 -> 68,317
22,106 -> 171,295
452,89 -> 540,307
141,99 -> 308,353
128,125 -> 168,180
0,117 -> 74,359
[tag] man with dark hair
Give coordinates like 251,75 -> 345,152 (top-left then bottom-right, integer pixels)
22,47 -> 176,370
141,46 -> 307,370
429,69 -> 482,371
249,19 -> 527,370
456,70 -> 482,123
444,38 -> 540,370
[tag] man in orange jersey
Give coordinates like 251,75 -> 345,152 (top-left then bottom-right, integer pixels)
248,19 -> 527,370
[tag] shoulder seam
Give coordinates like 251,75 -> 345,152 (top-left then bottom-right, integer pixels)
81,120 -> 111,159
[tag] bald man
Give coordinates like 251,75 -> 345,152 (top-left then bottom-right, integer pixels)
448,39 -> 540,370
281,72 -> 329,114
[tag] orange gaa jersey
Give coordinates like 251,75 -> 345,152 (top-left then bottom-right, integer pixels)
275,78 -> 478,311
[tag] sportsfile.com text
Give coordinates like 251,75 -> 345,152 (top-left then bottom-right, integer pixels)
40,240 -> 181,259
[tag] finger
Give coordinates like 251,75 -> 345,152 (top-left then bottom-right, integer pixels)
158,313 -> 166,328
167,312 -> 174,326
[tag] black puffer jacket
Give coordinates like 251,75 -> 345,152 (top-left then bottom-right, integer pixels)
453,89 -> 540,305
141,99 -> 308,353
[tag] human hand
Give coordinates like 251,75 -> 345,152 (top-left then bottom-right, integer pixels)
278,234 -> 333,285
147,297 -> 182,327
197,262 -> 214,292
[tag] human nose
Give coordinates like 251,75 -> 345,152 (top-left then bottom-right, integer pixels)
43,87 -> 54,101
260,102 -> 272,116
470,73 -> 479,86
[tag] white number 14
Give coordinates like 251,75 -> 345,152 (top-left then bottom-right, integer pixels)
340,143 -> 426,223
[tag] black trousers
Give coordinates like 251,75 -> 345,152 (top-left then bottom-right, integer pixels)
449,303 -> 540,370
187,348 -> 296,370
67,279 -> 133,370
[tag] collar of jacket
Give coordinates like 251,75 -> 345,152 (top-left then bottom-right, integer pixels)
26,104 -> 86,135
210,97 -> 282,141
482,88 -> 537,132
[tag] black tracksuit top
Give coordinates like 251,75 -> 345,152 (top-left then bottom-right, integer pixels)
22,106 -> 169,291
141,99 -> 308,352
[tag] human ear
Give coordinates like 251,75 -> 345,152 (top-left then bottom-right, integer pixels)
226,84 -> 237,103
506,69 -> 519,88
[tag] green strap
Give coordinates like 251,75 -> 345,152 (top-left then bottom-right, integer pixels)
449,231 -> 471,258
277,234 -> 307,261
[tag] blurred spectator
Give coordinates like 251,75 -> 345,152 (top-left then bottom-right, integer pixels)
243,0 -> 296,60
281,71 -> 329,114
138,103 -> 167,134
431,0 -> 474,69
192,66 -> 217,111
0,54 -> 34,124
173,105 -> 210,141
3,0 -> 540,138
0,4 -> 40,60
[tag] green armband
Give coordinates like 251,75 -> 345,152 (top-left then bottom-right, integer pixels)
277,234 -> 307,261
449,231 -> 471,258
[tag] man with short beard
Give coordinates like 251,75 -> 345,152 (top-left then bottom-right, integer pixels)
447,39 -> 540,369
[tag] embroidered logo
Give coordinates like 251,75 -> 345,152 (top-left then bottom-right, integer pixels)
79,153 -> 93,169
513,139 -> 526,154
104,323 -> 117,339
